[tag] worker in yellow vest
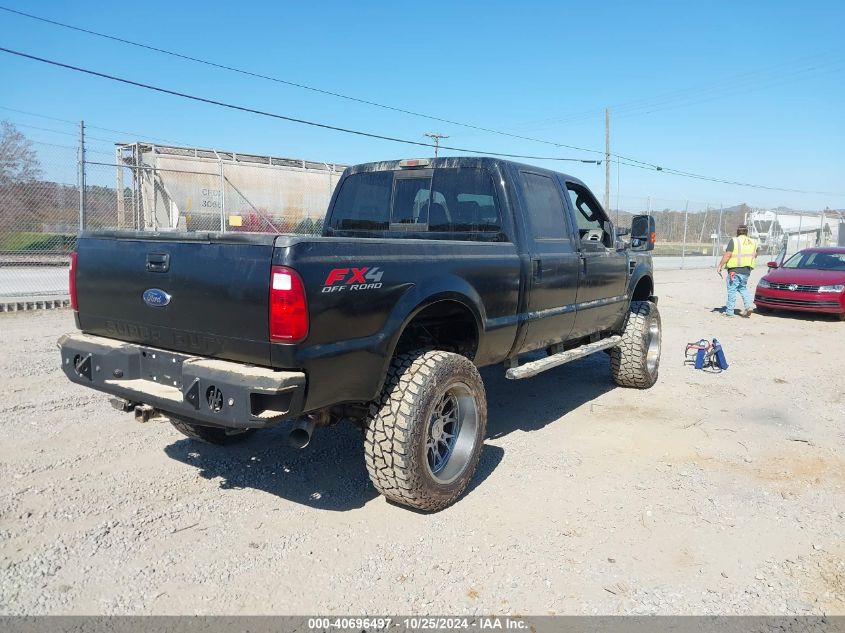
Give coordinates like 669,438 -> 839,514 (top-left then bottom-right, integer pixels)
717,224 -> 758,317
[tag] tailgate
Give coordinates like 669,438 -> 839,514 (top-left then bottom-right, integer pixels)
74,231 -> 276,366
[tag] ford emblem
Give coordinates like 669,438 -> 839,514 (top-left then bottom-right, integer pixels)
143,288 -> 171,307
787,284 -> 798,291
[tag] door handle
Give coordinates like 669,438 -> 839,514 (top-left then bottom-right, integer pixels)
579,253 -> 587,274
531,258 -> 542,280
146,252 -> 170,273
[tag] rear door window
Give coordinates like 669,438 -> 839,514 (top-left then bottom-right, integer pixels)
521,172 -> 570,240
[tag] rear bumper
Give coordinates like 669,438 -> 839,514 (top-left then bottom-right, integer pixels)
58,332 -> 306,429
754,288 -> 845,314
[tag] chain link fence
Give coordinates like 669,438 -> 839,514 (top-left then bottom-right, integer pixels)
610,195 -> 844,269
1,138 -> 344,304
0,141 -> 80,305
2,133 -> 843,302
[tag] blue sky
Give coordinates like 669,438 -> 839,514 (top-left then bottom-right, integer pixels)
1,0 -> 843,211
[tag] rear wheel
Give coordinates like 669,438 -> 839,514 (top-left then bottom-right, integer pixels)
610,300 -> 661,389
169,417 -> 256,445
364,350 -> 487,512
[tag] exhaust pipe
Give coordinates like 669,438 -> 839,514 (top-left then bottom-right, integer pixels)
289,416 -> 316,449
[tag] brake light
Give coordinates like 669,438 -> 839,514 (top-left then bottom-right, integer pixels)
69,252 -> 78,311
399,158 -> 431,169
269,266 -> 308,343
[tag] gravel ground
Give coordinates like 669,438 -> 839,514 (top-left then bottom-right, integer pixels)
0,267 -> 843,615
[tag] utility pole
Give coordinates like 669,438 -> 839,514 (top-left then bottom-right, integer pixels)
424,132 -> 448,158
219,159 -> 226,233
681,200 -> 689,269
78,120 -> 86,231
604,108 -> 610,212
717,203 -> 724,247
819,209 -> 825,246
698,205 -> 710,245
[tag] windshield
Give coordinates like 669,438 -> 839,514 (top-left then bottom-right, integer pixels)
781,251 -> 845,270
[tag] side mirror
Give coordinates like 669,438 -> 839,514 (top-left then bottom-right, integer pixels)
630,215 -> 656,251
767,261 -> 778,269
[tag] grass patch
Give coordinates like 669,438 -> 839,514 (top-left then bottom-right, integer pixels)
0,232 -> 77,252
653,242 -> 715,256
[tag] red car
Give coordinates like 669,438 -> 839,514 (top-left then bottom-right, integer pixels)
754,247 -> 845,320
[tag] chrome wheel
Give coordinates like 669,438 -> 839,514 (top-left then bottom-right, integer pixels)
645,316 -> 661,374
425,382 -> 478,484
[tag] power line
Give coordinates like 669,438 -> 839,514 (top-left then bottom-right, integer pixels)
613,157 -> 845,196
10,121 -> 122,145
3,4 -> 843,185
0,105 -> 191,145
2,46 -> 843,197
0,46 -> 600,164
3,4 -> 775,174
19,138 -> 113,157
508,57 -> 844,133
0,5 -> 633,163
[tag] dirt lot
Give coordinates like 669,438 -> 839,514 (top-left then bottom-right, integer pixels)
1,267 -> 843,615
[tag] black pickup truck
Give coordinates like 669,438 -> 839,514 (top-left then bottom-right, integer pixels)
59,157 -> 659,511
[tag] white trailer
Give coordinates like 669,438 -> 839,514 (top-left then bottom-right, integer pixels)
116,143 -> 345,232
745,208 -> 843,256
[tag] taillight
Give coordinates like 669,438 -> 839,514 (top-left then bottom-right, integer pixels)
269,266 -> 308,343
69,251 -> 78,311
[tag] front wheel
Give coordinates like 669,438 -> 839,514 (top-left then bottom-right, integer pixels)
610,300 -> 661,389
364,350 -> 487,512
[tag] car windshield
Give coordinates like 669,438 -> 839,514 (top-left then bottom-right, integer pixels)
781,251 -> 845,270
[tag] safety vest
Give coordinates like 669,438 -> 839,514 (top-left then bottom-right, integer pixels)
726,235 -> 757,269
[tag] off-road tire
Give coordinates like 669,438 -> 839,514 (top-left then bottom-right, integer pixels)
364,350 -> 487,512
610,300 -> 661,389
169,417 -> 256,445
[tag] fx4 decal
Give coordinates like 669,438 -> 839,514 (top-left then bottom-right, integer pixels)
322,267 -> 384,293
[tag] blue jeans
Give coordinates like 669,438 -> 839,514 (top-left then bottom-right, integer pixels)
725,271 -> 753,315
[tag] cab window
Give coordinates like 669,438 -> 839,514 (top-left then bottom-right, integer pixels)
329,171 -> 392,231
391,176 -> 431,228
329,167 -> 505,240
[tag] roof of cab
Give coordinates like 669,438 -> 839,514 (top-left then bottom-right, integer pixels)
342,156 -> 588,188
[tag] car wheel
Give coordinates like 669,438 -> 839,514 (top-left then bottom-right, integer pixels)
364,350 -> 487,512
169,416 -> 256,445
610,300 -> 661,389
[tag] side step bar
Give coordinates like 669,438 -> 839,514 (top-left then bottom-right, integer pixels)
505,335 -> 622,380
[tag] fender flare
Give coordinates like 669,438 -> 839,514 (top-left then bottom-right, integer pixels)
371,276 -> 486,397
